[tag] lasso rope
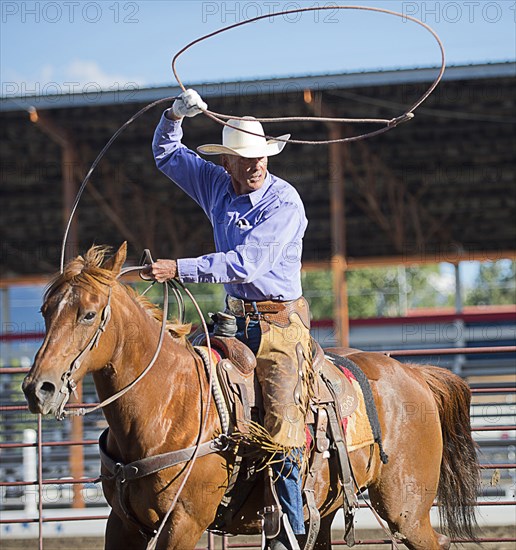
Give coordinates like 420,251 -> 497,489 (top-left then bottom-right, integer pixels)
172,4 -> 446,145
54,7 -> 446,545
59,96 -> 178,273
60,5 -> 444,270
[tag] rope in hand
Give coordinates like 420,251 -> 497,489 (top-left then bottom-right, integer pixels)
60,5 -> 445,270
172,4 -> 446,145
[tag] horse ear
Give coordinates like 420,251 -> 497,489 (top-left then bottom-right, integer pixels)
103,242 -> 127,274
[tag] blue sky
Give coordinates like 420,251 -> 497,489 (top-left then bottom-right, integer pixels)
1,1 -> 515,97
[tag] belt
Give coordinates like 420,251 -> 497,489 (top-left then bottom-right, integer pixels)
227,295 -> 311,330
226,295 -> 293,317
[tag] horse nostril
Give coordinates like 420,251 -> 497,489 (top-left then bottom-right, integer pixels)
39,381 -> 56,399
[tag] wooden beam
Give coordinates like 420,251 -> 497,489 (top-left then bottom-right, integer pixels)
29,109 -> 79,259
302,249 -> 516,270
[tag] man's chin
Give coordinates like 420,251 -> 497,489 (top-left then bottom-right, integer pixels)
247,178 -> 264,189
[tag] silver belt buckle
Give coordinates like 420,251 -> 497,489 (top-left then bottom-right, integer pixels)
226,295 -> 245,317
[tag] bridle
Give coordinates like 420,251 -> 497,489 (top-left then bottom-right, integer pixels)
54,285 -> 113,420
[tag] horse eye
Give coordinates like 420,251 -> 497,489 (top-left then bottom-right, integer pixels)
83,311 -> 96,322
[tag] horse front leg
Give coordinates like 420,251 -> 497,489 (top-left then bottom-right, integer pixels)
150,505 -> 209,550
105,510 -> 148,550
297,511 -> 337,550
148,468 -> 227,550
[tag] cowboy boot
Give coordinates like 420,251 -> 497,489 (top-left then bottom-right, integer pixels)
267,515 -> 301,550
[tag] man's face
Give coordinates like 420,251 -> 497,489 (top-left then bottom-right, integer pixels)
222,155 -> 268,196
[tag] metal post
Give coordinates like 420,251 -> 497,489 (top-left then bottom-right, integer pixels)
397,265 -> 408,316
62,144 -> 78,258
29,109 -> 85,508
328,125 -> 349,346
70,386 -> 85,508
304,92 -> 350,346
453,262 -> 465,375
60,129 -> 85,509
37,413 -> 43,550
455,262 -> 463,314
0,288 -> 11,365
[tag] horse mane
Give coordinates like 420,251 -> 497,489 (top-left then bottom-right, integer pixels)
126,286 -> 192,340
44,245 -> 191,342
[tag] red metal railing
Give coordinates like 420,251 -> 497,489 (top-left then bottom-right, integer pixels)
1,345 -> 515,549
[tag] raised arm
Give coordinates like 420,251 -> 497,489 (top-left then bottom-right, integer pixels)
152,90 -> 226,217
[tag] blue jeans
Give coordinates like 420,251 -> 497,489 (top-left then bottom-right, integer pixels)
235,317 -> 305,535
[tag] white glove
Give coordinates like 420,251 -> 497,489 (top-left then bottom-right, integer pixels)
171,89 -> 207,118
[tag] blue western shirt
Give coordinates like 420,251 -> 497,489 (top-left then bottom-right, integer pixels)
152,114 -> 308,301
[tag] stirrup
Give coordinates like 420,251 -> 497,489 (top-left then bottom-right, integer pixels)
280,514 -> 301,550
260,467 -> 282,540
260,467 -> 301,550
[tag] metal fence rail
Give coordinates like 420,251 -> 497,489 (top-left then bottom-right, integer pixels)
1,345 -> 515,549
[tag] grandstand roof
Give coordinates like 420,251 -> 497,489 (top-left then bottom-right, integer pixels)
1,62 -> 515,279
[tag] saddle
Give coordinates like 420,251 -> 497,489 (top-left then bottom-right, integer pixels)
192,333 -> 363,548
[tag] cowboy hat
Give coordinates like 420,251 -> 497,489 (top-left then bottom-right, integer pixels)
197,117 -> 290,158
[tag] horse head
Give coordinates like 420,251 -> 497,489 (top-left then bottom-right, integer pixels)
22,242 -> 127,417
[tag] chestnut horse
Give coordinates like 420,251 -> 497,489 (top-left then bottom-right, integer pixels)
23,244 -> 480,550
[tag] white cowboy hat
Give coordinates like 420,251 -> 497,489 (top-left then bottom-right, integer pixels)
197,117 -> 290,158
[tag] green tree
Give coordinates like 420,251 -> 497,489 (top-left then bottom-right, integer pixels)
466,260 -> 516,306
303,264 -> 450,320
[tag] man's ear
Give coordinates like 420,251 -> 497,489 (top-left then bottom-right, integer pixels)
103,242 -> 127,275
221,155 -> 231,174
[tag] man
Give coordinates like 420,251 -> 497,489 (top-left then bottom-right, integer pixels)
148,89 -> 312,550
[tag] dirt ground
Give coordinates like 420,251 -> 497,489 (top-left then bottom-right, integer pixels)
2,526 -> 516,550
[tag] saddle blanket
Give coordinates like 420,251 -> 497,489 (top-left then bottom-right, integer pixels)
338,367 -> 375,452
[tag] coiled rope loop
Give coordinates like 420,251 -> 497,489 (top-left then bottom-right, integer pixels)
60,5 -> 445,271
172,4 -> 446,145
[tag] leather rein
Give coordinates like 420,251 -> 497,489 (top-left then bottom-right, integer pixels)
52,256 -> 220,548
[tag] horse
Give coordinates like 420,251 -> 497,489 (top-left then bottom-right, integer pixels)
22,243 -> 480,550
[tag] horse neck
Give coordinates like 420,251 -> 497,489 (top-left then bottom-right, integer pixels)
93,284 -> 206,459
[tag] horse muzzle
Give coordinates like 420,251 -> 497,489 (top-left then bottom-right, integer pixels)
22,375 -> 59,415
